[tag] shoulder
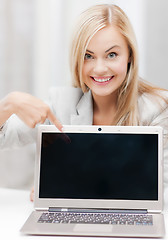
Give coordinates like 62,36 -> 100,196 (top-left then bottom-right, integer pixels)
138,90 -> 168,125
138,90 -> 168,107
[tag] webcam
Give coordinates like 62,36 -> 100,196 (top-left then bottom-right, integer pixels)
98,128 -> 102,131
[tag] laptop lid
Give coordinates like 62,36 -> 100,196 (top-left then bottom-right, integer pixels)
34,125 -> 163,213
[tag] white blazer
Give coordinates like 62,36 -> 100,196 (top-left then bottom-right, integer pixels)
1,86 -> 168,144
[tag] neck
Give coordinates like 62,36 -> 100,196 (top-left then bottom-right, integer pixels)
92,92 -> 118,125
92,92 -> 117,114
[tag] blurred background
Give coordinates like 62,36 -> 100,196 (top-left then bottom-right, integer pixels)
0,0 -> 168,189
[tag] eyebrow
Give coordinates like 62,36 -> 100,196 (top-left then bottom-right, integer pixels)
86,45 -> 120,54
86,49 -> 94,54
105,45 -> 120,53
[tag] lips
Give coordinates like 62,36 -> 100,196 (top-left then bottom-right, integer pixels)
91,76 -> 114,83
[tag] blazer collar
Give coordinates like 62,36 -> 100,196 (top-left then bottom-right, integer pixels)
70,90 -> 93,125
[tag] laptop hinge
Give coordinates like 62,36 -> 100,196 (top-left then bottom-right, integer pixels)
49,208 -> 148,214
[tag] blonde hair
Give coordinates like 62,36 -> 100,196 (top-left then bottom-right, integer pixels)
70,4 -> 167,125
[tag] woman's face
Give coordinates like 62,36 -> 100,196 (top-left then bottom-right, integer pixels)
82,25 -> 130,98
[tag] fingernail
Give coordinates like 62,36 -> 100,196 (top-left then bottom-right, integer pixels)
60,126 -> 64,132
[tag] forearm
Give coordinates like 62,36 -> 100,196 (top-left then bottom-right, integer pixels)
0,93 -> 15,127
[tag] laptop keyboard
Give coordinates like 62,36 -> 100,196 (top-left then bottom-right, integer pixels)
38,212 -> 153,225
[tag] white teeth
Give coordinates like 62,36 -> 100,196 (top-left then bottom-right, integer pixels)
93,77 -> 112,82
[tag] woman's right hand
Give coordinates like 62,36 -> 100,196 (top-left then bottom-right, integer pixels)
0,92 -> 63,131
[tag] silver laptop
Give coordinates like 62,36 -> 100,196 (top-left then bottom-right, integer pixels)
21,125 -> 165,237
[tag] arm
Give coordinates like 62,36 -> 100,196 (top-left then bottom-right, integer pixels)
149,102 -> 168,207
0,92 -> 62,129
0,92 -> 63,148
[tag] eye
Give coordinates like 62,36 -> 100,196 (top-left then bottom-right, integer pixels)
84,53 -> 93,60
107,52 -> 117,59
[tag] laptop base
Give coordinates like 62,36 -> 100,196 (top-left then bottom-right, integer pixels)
20,210 -> 165,238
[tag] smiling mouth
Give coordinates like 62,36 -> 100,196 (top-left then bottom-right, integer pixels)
91,76 -> 114,83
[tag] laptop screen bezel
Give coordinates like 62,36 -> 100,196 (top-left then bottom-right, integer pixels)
34,125 -> 163,212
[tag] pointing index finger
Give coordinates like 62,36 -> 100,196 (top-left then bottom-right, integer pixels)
47,109 -> 63,132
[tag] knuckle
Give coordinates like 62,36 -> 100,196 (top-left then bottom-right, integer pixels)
40,113 -> 47,123
31,122 -> 36,129
30,119 -> 38,128
29,123 -> 35,129
44,104 -> 50,113
42,112 -> 47,119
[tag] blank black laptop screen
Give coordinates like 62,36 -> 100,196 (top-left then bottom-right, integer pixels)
39,132 -> 158,200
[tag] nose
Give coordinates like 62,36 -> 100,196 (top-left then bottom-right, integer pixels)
93,59 -> 108,75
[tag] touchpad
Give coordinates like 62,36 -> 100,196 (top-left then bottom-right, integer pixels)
74,224 -> 113,233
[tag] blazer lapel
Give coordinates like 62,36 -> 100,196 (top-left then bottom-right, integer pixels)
70,90 -> 93,125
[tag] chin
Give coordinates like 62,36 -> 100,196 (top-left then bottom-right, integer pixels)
92,90 -> 115,97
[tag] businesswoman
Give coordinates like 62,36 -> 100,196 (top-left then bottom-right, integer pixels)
0,4 -> 168,200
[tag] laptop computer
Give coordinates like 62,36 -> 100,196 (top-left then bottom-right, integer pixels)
20,125 -> 165,237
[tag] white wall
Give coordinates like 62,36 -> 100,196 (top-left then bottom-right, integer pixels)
144,0 -> 168,88
33,0 -> 66,99
0,0 -> 34,99
0,0 -> 35,190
